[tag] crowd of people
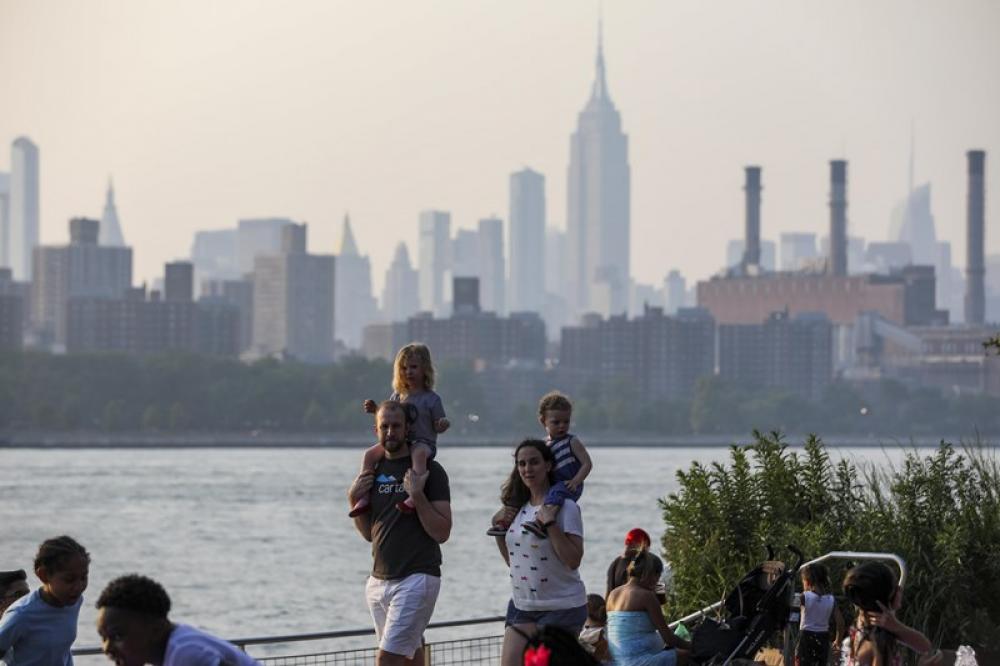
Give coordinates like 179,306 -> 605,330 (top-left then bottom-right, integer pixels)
1,343 -> 963,666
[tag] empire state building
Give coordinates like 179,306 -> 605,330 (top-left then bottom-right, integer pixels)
567,23 -> 631,317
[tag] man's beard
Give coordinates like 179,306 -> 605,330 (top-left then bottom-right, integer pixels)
382,434 -> 406,454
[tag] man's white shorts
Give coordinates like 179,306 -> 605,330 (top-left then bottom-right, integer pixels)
365,573 -> 441,658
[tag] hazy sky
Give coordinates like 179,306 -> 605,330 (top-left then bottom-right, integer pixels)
1,1 -> 998,294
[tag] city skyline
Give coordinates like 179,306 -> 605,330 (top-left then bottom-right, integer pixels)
1,1 -> 999,295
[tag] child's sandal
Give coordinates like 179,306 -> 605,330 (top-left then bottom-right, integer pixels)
486,521 -> 510,537
348,502 -> 371,518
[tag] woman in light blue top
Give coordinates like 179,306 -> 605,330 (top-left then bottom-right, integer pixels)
605,552 -> 690,666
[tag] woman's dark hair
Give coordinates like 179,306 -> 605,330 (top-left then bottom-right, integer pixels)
586,593 -> 607,624
96,574 -> 171,619
522,624 -> 600,666
499,439 -> 556,508
34,536 -> 90,573
801,563 -> 832,596
844,562 -> 899,666
844,561 -> 896,613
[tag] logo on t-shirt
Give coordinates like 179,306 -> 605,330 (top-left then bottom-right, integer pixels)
376,473 -> 405,494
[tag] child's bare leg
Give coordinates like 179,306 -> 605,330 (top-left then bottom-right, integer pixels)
410,443 -> 429,476
487,505 -> 519,536
361,443 -> 386,474
397,442 -> 431,512
349,443 -> 385,517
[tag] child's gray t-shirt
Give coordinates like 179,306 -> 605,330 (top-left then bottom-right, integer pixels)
389,390 -> 446,446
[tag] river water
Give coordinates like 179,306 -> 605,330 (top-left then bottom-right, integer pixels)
0,444 -> 933,658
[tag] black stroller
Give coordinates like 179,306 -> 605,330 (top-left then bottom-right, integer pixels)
690,545 -> 804,665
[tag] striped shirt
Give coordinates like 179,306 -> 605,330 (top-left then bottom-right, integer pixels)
548,433 -> 582,482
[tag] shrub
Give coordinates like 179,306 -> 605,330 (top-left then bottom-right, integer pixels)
659,432 -> 1000,655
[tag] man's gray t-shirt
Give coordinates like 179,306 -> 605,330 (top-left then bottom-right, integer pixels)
389,391 -> 446,448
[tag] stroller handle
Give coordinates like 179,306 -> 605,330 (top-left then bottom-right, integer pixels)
800,551 -> 908,589
667,550 -> 907,631
786,545 -> 804,570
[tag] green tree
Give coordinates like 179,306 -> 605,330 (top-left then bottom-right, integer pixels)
690,377 -> 750,434
302,399 -> 329,430
141,404 -> 166,431
102,400 -> 126,431
168,402 -> 189,431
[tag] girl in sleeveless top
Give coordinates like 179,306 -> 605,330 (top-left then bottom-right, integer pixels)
797,564 -> 843,666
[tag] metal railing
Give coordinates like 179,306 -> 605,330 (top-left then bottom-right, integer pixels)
74,551 -> 906,664
73,616 -> 505,663
253,635 -> 504,666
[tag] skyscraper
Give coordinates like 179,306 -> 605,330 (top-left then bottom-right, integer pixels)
0,173 -> 9,269
237,217 -> 295,276
251,224 -> 335,363
509,168 -> 546,312
478,216 -> 505,314
334,214 -> 377,350
100,180 -> 126,247
382,242 -> 419,323
418,210 -> 451,316
10,137 -> 39,281
191,228 -> 239,291
664,270 -> 686,315
566,22 -> 630,317
451,229 -> 480,280
164,261 -> 194,302
32,217 -> 132,346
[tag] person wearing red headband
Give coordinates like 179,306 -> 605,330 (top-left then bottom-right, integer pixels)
607,528 -> 652,597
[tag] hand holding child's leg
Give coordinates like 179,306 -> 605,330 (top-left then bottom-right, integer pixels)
349,444 -> 385,517
397,442 -> 431,513
487,505 -> 518,536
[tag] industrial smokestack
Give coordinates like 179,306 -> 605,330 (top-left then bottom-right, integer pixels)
965,150 -> 986,325
743,166 -> 762,269
829,160 -> 848,277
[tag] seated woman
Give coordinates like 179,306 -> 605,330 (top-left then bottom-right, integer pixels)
606,551 -> 690,666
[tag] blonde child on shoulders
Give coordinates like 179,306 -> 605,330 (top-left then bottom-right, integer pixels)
353,343 -> 449,516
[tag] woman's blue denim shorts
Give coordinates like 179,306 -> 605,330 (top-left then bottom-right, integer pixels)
504,599 -> 588,634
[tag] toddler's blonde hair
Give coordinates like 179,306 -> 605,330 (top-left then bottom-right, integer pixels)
393,343 -> 436,395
